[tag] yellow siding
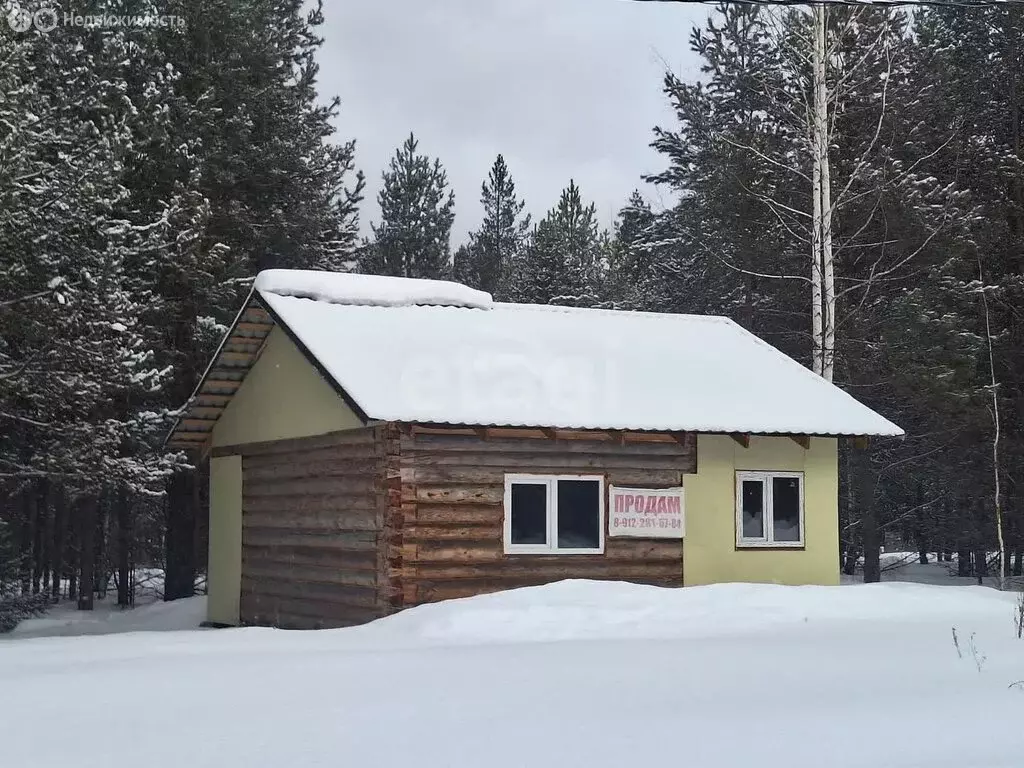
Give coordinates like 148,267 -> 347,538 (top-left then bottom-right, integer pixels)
683,434 -> 840,586
208,455 -> 242,625
207,325 -> 364,625
211,326 -> 363,448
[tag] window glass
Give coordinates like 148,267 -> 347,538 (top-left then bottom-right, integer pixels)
510,483 -> 547,545
741,479 -> 765,539
557,479 -> 601,549
772,476 -> 801,542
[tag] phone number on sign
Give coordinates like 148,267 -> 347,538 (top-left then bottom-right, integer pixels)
612,517 -> 682,530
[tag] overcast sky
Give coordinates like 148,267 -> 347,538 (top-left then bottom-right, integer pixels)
316,0 -> 708,242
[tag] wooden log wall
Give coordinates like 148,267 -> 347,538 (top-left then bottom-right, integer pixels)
390,430 -> 696,607
237,427 -> 391,629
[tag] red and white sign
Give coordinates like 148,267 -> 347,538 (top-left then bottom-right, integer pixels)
609,485 -> 685,538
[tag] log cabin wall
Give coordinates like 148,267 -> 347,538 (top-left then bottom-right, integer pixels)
234,426 -> 393,629
390,428 -> 696,607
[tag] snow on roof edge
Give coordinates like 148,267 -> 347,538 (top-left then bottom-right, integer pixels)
254,269 -> 493,310
717,317 -> 905,437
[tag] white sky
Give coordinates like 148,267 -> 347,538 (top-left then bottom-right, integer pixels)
316,0 -> 709,242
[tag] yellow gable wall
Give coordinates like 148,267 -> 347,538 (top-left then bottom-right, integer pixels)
206,325 -> 364,625
211,325 -> 363,448
684,434 -> 840,586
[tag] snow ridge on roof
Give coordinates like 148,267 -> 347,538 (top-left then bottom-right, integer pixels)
255,274 -> 904,437
254,269 -> 493,310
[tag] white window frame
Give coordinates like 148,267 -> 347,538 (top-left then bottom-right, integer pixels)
735,471 -> 805,548
503,473 -> 605,555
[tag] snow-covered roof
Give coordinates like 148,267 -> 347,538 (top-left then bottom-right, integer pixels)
247,271 -> 902,437
254,269 -> 493,310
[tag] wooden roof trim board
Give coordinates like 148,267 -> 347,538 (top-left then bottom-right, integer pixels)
166,292 -> 373,452
165,291 -> 275,451
401,424 -> 839,444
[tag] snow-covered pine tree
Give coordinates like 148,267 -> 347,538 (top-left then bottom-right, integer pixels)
647,4 -> 805,350
452,243 -> 475,287
457,155 -> 530,296
879,5 -> 1024,580
134,0 -> 366,598
2,0 -> 368,605
606,191 -> 656,309
505,181 -> 604,306
0,3 -> 190,607
365,133 -> 456,280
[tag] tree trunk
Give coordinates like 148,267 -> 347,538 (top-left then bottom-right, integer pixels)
1013,549 -> 1023,577
77,496 -> 98,611
116,485 -> 132,608
50,485 -> 66,600
165,470 -> 197,601
973,547 -> 988,584
38,479 -> 52,596
842,549 -> 859,576
19,487 -> 34,593
817,3 -> 836,383
810,66 -> 824,378
95,490 -> 108,600
857,445 -> 880,583
957,547 -> 971,577
31,479 -> 46,594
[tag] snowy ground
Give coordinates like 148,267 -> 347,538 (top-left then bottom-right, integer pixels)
843,551 -> 1024,591
3,593 -> 207,638
1,580 -> 1022,768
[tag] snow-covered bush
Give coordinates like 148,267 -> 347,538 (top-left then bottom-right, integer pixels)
0,593 -> 50,634
0,519 -> 18,595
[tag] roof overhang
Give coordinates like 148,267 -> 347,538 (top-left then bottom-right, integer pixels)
167,279 -> 903,452
165,291 -> 372,453
165,293 -> 274,452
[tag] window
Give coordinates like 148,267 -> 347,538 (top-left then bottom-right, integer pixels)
736,471 -> 804,548
504,474 -> 605,555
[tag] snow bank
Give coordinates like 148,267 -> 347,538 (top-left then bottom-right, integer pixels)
2,582 -> 1021,768
356,579 -> 1014,646
6,596 -> 206,639
254,269 -> 493,310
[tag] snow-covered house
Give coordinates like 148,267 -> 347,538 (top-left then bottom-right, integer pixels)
168,270 -> 903,629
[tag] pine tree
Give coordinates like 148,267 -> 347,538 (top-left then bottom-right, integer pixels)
606,191 -> 656,308
365,133 -> 456,280
452,243 -> 475,287
648,4 -> 807,349
881,5 -> 1024,578
458,155 -> 530,295
0,2 -> 198,607
505,181 -> 604,306
1,0 -> 369,604
145,0 -> 366,598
